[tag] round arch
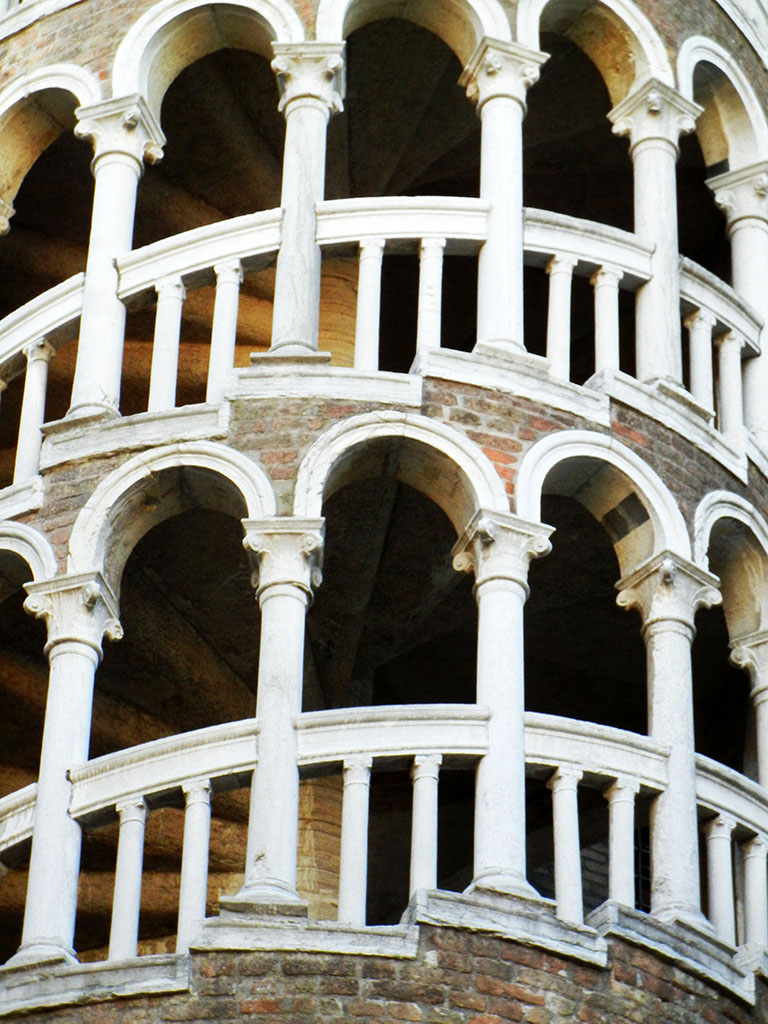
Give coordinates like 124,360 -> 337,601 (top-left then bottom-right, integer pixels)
677,36 -> 768,168
694,490 -> 768,568
0,63 -> 102,220
68,441 -> 277,593
293,411 -> 509,534
515,430 -> 691,571
112,0 -> 305,118
516,0 -> 673,102
0,522 -> 57,584
314,0 -> 510,65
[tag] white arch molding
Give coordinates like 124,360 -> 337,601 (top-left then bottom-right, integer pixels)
0,521 -> 57,583
0,64 -> 103,121
515,429 -> 691,559
515,0 -> 673,89
694,490 -> 768,570
112,0 -> 306,116
293,410 -> 509,533
68,441 -> 277,588
314,0 -> 511,64
677,36 -> 768,167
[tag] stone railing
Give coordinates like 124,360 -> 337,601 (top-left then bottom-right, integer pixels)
0,200 -> 762,487
3,707 -> 768,977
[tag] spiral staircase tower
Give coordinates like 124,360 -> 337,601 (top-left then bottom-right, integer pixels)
1,0 -> 768,1018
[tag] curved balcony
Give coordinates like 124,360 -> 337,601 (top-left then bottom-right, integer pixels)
0,707 -> 762,1008
0,198 -> 761,507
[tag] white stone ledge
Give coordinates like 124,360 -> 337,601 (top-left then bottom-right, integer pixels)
0,783 -> 35,858
0,0 -> 83,41
525,713 -> 668,790
586,368 -> 748,482
69,719 -> 259,821
231,361 -> 422,407
696,754 -> 768,839
587,900 -> 754,1004
410,889 -> 608,967
199,917 -> 419,958
0,953 -> 189,1016
0,273 -> 83,374
0,476 -> 43,518
413,345 -> 611,425
40,403 -> 230,470
296,704 -> 489,768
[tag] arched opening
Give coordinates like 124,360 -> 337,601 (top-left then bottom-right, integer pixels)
0,86 -> 94,485
324,18 -> 481,370
305,433 -> 484,922
0,550 -> 49,964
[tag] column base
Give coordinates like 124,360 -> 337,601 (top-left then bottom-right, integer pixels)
63,402 -> 121,423
259,343 -> 332,360
464,869 -> 540,901
219,878 -> 309,920
2,940 -> 78,972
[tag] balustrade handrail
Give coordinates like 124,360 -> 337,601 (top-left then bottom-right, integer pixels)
523,207 -> 655,287
680,256 -> 763,355
0,272 -> 84,380
116,208 -> 283,300
696,752 -> 768,838
0,782 -> 36,857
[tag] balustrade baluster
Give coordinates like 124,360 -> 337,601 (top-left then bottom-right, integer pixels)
416,237 -> 446,354
354,238 -> 385,372
176,778 -> 212,954
409,754 -> 441,897
206,259 -> 243,405
742,836 -> 768,952
147,276 -> 185,413
548,767 -> 584,925
716,331 -> 745,443
592,266 -> 623,374
704,816 -> 736,945
546,255 -> 577,381
605,777 -> 639,908
337,756 -> 372,926
14,338 -> 54,484
684,309 -> 716,411
109,796 -> 148,960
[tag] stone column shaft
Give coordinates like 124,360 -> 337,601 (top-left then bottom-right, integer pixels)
206,260 -> 243,404
409,754 -> 442,896
109,798 -> 148,960
14,339 -> 54,484
704,816 -> 735,945
416,237 -> 446,353
684,309 -> 716,411
742,837 -> 768,951
548,767 -> 583,925
716,332 -> 745,443
546,255 -> 576,381
148,276 -> 185,413
605,777 -> 639,908
592,267 -> 623,374
338,756 -> 372,926
354,238 -> 385,371
176,779 -> 212,953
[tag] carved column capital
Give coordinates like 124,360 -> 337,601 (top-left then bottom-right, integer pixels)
74,95 -> 165,171
271,42 -> 345,117
452,509 -> 553,595
23,571 -> 122,659
242,517 -> 325,602
616,551 -> 721,638
0,196 -> 15,235
730,628 -> 768,699
460,37 -> 548,113
23,338 -> 55,365
609,78 -> 701,156
707,160 -> 768,229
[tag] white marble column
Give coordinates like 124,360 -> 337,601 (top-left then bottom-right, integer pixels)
338,755 -> 372,926
10,574 -> 122,965
453,510 -> 552,896
416,237 -> 446,354
742,836 -> 768,952
546,255 -> 577,381
224,518 -> 324,914
148,275 -> 185,413
548,767 -> 584,925
14,338 -> 54,484
109,797 -> 148,960
730,631 -> 768,788
176,778 -> 212,953
605,777 -> 639,908
618,552 -> 720,926
409,754 -> 441,896
709,163 -> 768,446
684,309 -> 716,412
704,815 -> 736,945
609,81 -> 701,384
354,238 -> 385,371
206,260 -> 243,405
269,44 -> 344,356
592,266 -> 623,374
716,332 -> 745,443
461,39 -> 548,356
69,97 -> 164,418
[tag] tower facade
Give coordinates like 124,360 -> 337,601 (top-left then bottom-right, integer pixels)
0,0 -> 768,1019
